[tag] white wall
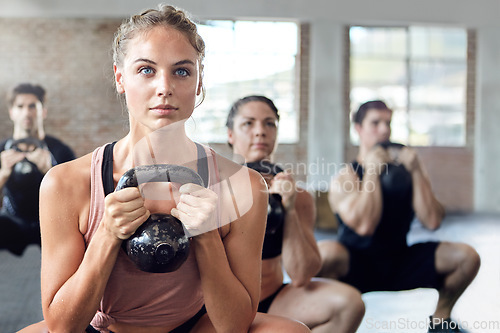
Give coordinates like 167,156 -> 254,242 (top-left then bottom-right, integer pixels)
475,27 -> 500,212
1,0 -> 499,211
0,0 -> 499,26
307,21 -> 345,191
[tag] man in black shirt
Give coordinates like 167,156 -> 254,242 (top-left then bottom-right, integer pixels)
0,83 -> 75,255
317,100 -> 480,333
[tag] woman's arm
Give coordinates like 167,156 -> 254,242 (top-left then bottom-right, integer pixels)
275,171 -> 321,287
174,163 -> 267,333
40,156 -> 149,332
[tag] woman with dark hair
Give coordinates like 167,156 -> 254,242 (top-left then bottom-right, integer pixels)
226,95 -> 365,333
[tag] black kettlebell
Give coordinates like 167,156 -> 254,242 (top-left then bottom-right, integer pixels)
245,160 -> 286,235
377,141 -> 413,197
115,164 -> 205,273
5,137 -> 45,188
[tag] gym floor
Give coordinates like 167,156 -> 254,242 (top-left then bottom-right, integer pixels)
1,213 -> 499,333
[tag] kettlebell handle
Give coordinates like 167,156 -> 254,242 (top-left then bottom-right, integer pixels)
377,141 -> 406,150
115,164 -> 204,192
245,160 -> 284,176
5,137 -> 47,152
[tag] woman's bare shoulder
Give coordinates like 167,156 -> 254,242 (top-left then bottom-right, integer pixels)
214,152 -> 265,191
212,152 -> 267,221
42,153 -> 93,194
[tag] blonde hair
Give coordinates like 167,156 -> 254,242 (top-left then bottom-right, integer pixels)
113,4 -> 205,67
112,4 -> 206,103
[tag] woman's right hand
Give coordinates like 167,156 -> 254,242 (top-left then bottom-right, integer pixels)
102,187 -> 151,241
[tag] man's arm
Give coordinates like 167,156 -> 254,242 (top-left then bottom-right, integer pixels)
399,147 -> 445,230
329,160 -> 384,236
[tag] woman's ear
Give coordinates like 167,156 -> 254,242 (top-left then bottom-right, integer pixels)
227,128 -> 234,146
196,77 -> 203,96
354,123 -> 362,135
114,64 -> 125,94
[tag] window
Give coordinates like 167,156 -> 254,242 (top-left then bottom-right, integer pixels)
186,20 -> 299,143
349,26 -> 468,146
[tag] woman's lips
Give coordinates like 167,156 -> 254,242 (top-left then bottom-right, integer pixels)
252,143 -> 268,149
150,105 -> 178,116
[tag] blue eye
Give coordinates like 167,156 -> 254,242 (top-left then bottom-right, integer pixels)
175,68 -> 190,77
139,67 -> 154,75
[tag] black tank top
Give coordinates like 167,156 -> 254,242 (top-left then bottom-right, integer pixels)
244,161 -> 284,260
336,161 -> 414,253
261,218 -> 284,259
101,142 -> 210,196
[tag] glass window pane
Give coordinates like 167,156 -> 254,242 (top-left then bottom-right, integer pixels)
411,61 -> 466,86
350,26 -> 407,57
410,27 -> 467,59
349,25 -> 468,147
411,85 -> 466,107
350,85 -> 407,112
390,108 -> 410,145
408,109 -> 465,146
351,59 -> 407,84
187,21 -> 298,143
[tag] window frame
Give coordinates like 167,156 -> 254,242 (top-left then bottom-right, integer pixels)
186,19 -> 301,144
345,24 -> 476,149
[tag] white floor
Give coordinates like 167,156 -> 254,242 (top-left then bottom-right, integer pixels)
354,214 -> 500,333
1,213 -> 499,332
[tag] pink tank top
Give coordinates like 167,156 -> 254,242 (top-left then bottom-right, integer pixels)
85,143 -> 221,332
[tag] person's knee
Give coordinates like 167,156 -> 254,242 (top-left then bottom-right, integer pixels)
461,244 -> 481,277
251,314 -> 311,333
270,319 -> 310,333
336,284 -> 365,320
17,320 -> 49,333
439,242 -> 481,282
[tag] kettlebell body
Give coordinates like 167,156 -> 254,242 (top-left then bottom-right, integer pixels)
380,163 -> 412,197
116,164 -> 204,273
5,138 -> 45,189
267,193 -> 285,235
377,141 -> 413,197
124,213 -> 190,273
245,160 -> 286,234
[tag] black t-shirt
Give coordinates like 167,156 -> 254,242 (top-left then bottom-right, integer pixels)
336,160 -> 415,254
0,135 -> 76,220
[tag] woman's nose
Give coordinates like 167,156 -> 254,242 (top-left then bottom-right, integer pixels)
253,122 -> 267,136
156,74 -> 173,97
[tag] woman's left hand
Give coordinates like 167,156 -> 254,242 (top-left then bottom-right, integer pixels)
171,183 -> 219,237
269,170 -> 297,210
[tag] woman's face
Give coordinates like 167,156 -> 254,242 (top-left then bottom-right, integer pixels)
228,100 -> 278,162
114,26 -> 202,132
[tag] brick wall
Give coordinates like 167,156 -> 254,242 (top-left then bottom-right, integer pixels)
0,18 -> 124,158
